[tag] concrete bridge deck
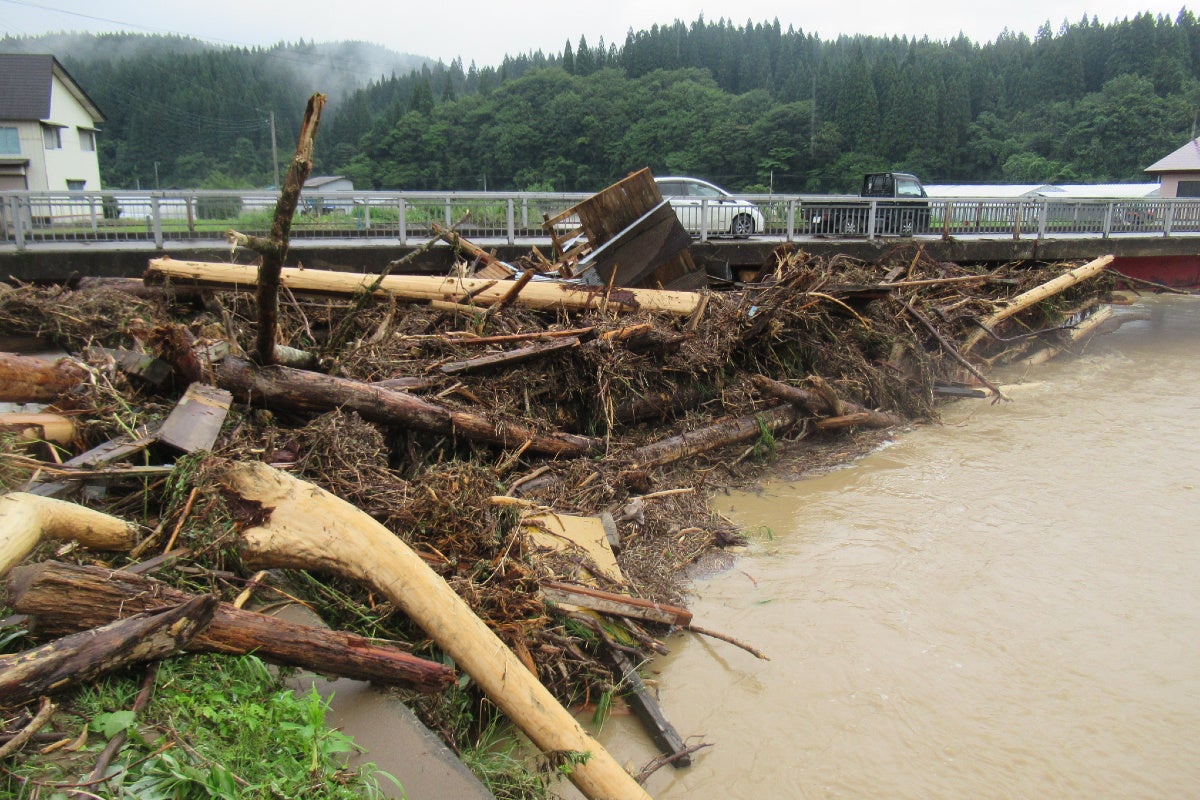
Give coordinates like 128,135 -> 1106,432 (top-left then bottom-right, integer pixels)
3,233 -> 1198,287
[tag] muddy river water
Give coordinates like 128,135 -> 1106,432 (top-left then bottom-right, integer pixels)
589,296 -> 1200,799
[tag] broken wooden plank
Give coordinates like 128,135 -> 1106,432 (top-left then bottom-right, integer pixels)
553,168 -> 705,291
25,430 -> 157,498
440,336 -> 581,376
92,347 -> 173,387
157,383 -> 232,453
540,581 -> 692,627
602,644 -> 692,767
573,200 -> 694,289
0,412 -> 76,445
521,511 -> 626,584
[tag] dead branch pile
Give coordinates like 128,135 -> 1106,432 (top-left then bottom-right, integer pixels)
0,242 -> 1126,786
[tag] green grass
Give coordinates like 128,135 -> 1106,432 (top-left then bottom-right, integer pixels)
1,654 -> 399,800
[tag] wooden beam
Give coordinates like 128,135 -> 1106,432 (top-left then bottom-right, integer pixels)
541,581 -> 692,627
146,258 -> 704,317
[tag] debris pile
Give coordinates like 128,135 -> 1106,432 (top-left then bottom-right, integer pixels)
0,239 -> 1128,792
0,92 -> 1139,800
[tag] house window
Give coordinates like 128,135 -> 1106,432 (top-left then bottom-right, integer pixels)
66,179 -> 86,191
42,125 -> 62,150
0,127 -> 18,155
78,128 -> 96,152
1177,180 -> 1200,198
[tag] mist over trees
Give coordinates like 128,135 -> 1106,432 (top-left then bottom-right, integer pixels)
4,11 -> 1198,193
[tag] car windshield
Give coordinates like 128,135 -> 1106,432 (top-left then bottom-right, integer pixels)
896,177 -> 924,197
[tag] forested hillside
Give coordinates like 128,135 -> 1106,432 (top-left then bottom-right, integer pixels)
3,11 -> 1198,192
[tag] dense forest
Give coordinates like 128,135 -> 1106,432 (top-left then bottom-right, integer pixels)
4,11 -> 1200,193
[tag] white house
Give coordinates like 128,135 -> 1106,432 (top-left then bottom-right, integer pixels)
0,53 -> 105,192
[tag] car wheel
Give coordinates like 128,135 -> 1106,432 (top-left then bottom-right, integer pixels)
730,213 -> 755,237
842,214 -> 859,235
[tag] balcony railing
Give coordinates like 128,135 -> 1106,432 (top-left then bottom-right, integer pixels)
1,189 -> 1195,251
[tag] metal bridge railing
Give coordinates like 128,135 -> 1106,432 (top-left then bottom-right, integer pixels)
3,190 -> 1199,251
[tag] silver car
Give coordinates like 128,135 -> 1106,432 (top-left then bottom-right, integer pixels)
655,176 -> 764,237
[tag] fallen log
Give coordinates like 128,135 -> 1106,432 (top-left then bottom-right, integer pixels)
217,356 -> 599,457
750,375 -> 902,428
0,595 -> 216,708
624,403 -> 801,469
0,492 -> 137,578
1019,305 -> 1116,366
145,258 -> 704,317
961,255 -> 1114,355
6,561 -> 455,693
219,461 -> 652,800
0,353 -> 87,403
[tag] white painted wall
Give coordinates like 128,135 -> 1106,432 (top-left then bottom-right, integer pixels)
39,70 -> 103,191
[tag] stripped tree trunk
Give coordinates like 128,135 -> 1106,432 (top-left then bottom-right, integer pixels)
219,461 -> 652,800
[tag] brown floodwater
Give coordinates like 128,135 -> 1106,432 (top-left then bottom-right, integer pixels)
588,295 -> 1200,799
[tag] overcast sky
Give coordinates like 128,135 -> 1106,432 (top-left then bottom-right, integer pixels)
0,0 -> 1192,66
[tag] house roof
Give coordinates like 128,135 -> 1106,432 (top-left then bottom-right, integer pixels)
0,53 -> 105,124
925,184 -> 1052,198
1145,138 -> 1200,173
925,183 -> 1160,199
304,175 -> 351,189
1046,183 -> 1160,198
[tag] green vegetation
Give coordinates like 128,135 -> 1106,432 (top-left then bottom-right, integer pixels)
0,653 -> 398,799
5,11 -> 1195,193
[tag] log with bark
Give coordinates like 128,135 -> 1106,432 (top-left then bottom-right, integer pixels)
224,93 -> 325,365
145,257 -> 704,317
0,595 -> 216,708
0,492 -> 137,578
751,374 -> 902,428
216,356 -> 600,457
624,403 -> 801,469
218,460 -> 652,800
0,353 -> 87,403
6,561 -> 455,693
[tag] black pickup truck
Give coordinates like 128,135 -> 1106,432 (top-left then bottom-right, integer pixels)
808,172 -> 931,236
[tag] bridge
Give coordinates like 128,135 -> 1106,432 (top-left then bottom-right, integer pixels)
2,189 -> 1197,287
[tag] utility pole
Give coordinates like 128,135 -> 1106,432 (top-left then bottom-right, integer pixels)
269,111 -> 280,190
